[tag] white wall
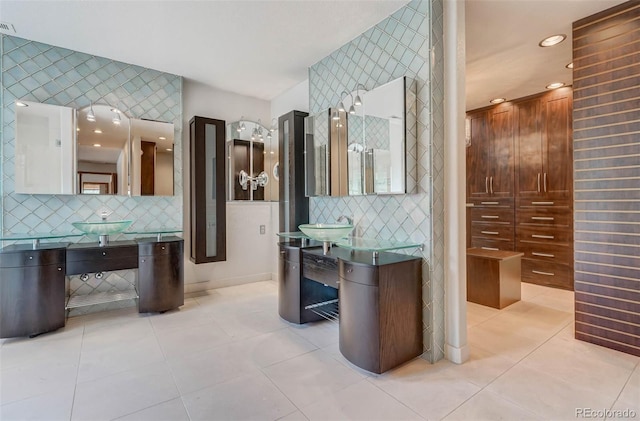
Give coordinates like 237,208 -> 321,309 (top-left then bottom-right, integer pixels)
182,79 -> 275,289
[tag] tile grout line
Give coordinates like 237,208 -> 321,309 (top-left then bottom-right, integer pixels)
68,323 -> 86,421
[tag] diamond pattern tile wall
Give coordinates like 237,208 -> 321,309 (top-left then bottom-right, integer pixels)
308,0 -> 445,362
1,35 -> 183,315
1,35 -> 183,238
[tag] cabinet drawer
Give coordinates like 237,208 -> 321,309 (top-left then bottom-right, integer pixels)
518,198 -> 571,208
339,261 -> 378,286
138,240 -> 182,257
516,226 -> 572,244
471,224 -> 514,240
468,197 -> 514,208
66,243 -> 138,275
470,238 -> 515,251
0,248 -> 65,268
302,254 -> 338,288
521,259 -> 573,289
470,208 -> 514,224
279,245 -> 301,263
517,241 -> 573,263
517,208 -> 572,227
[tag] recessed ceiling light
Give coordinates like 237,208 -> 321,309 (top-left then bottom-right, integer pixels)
94,129 -> 102,134
159,136 -> 166,140
166,148 -> 172,151
566,62 -> 574,69
93,143 -> 101,147
546,82 -> 565,89
16,101 -> 28,107
76,128 -> 80,132
490,98 -> 506,104
539,34 -> 566,47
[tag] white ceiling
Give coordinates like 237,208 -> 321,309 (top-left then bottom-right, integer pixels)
465,0 -> 623,111
1,0 -> 624,109
0,0 -> 409,101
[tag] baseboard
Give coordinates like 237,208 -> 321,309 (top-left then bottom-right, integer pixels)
184,272 -> 273,295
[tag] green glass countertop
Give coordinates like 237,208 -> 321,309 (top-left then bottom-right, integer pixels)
335,237 -> 423,252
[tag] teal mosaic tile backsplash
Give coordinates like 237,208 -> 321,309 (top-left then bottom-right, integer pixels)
308,0 -> 445,361
1,35 -> 183,237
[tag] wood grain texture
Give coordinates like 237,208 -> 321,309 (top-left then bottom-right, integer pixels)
572,1 -> 640,357
467,248 -> 523,309
278,111 -> 309,232
137,238 -> 184,313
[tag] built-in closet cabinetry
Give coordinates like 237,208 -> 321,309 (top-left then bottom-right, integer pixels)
467,88 -> 573,290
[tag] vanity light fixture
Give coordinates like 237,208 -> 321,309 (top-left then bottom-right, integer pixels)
93,143 -> 101,147
112,111 -> 121,125
159,136 -> 166,140
566,62 -> 574,69
332,109 -> 340,121
348,93 -> 357,115
94,129 -> 102,134
490,97 -> 506,104
269,118 -> 277,133
546,82 -> 565,89
16,101 -> 28,107
337,91 -> 349,113
87,102 -> 96,122
354,83 -> 367,106
539,34 -> 566,47
237,117 -> 246,133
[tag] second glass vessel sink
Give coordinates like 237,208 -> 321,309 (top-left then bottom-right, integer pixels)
298,224 -> 353,242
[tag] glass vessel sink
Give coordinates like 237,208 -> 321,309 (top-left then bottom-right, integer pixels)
298,224 -> 353,242
72,220 -> 133,235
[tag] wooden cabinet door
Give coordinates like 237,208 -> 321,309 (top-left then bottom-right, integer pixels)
516,99 -> 544,197
466,111 -> 490,198
542,92 -> 572,199
489,105 -> 515,197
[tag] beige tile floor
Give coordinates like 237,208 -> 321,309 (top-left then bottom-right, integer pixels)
1,281 -> 638,420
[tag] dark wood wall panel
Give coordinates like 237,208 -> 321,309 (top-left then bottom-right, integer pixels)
572,1 -> 640,357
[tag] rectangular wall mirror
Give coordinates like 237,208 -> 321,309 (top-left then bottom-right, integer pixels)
304,76 -> 414,197
14,100 -> 176,196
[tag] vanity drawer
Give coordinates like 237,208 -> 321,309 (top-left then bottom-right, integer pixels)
470,224 -> 514,240
467,198 -> 514,208
0,248 -> 66,268
470,238 -> 515,251
302,254 -> 338,288
516,226 -> 572,244
66,243 -> 138,275
470,208 -> 514,224
339,261 -> 378,286
521,259 -> 573,290
138,239 -> 182,257
517,208 -> 571,227
517,241 -> 573,263
518,198 -> 572,209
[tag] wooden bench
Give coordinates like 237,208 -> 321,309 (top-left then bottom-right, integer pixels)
467,248 -> 523,309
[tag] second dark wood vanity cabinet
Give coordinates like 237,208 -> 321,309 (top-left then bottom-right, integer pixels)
137,237 -> 184,313
0,244 -> 67,338
338,252 -> 422,374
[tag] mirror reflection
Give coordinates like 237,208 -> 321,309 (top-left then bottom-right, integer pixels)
15,100 -> 76,195
76,104 -> 130,195
226,119 -> 278,201
130,119 -> 174,196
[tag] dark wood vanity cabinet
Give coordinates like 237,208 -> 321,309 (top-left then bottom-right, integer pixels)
338,252 -> 422,374
66,241 -> 138,275
0,244 -> 67,338
138,237 -> 184,313
278,241 -> 335,324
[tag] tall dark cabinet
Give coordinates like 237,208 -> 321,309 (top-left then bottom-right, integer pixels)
278,110 -> 309,232
189,116 -> 226,264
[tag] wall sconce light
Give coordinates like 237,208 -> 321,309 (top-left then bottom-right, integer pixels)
269,118 -> 277,133
87,102 -> 96,122
331,109 -> 340,121
354,83 -> 367,106
237,116 -> 246,133
112,110 -> 121,125
239,169 -> 269,190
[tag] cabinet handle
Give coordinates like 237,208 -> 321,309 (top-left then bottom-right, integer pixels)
292,265 -> 297,269
481,215 -> 499,219
531,201 -> 554,205
490,177 -> 494,194
347,268 -> 353,273
58,267 -> 62,271
543,173 -> 548,192
161,246 -> 165,250
531,216 -> 554,221
481,247 -> 499,251
280,251 -> 285,255
28,256 -> 33,260
532,252 -> 555,258
481,231 -> 499,235
102,252 -> 106,256
141,259 -> 145,263
481,201 -> 499,205
532,270 -> 554,276
532,234 -> 554,239
537,173 -> 541,193
485,177 -> 489,194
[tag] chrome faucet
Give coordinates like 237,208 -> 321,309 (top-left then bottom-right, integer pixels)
337,215 -> 353,225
